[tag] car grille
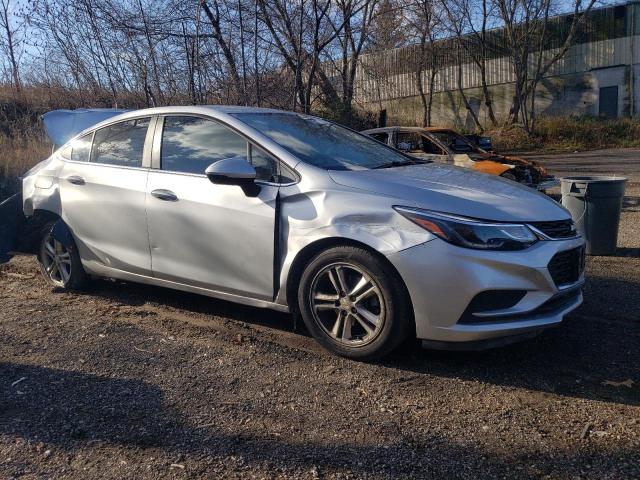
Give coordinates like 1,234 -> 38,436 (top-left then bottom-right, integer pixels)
548,247 -> 585,287
529,220 -> 576,239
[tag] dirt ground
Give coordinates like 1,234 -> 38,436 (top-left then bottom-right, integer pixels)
1,151 -> 639,479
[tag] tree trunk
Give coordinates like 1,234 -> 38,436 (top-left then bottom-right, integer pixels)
201,0 -> 246,104
455,43 -> 481,131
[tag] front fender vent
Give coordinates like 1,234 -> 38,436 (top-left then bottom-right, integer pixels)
458,290 -> 527,324
548,246 -> 585,287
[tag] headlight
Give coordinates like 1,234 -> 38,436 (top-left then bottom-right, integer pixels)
394,206 -> 538,251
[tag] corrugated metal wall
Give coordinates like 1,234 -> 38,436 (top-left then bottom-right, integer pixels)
345,2 -> 638,105
352,35 -> 637,104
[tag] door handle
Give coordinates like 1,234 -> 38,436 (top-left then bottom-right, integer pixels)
151,189 -> 178,202
66,175 -> 85,185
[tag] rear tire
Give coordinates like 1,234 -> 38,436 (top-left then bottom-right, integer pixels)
297,245 -> 413,360
37,225 -> 87,290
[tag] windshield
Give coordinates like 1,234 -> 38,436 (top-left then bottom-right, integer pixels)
232,112 -> 413,170
430,131 -> 485,154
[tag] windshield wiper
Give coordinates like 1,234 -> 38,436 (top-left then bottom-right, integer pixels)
371,157 -> 433,170
372,160 -> 418,170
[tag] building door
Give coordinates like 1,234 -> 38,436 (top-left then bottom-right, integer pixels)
599,86 -> 618,118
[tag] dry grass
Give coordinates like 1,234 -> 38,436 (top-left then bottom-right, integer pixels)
0,130 -> 51,202
0,90 -> 52,200
0,130 -> 50,194
0,122 -> 50,177
488,116 -> 640,153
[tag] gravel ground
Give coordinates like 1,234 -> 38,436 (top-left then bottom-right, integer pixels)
1,156 -> 639,479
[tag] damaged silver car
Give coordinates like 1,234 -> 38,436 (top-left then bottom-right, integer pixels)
0,106 -> 585,359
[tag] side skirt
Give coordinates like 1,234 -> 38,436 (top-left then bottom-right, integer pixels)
85,261 -> 290,313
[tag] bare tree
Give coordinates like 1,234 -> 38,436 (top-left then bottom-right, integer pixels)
405,0 -> 441,126
326,0 -> 378,122
368,0 -> 405,51
495,0 -> 596,131
257,0 -> 340,112
200,0 -> 247,104
442,0 -> 499,126
0,0 -> 24,94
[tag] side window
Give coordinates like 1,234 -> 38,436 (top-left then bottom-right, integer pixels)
421,136 -> 446,155
396,132 -> 422,152
161,116 -> 247,174
91,118 -> 150,167
248,145 -> 297,184
369,132 -> 388,144
279,163 -> 297,184
249,145 -> 279,183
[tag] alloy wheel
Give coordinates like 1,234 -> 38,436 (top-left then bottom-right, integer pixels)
40,234 -> 72,287
309,262 -> 386,346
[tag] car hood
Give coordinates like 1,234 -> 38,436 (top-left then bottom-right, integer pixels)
329,163 -> 569,222
468,151 -> 529,164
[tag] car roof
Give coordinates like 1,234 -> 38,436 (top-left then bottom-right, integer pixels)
57,105 -> 300,146
113,105 -> 292,117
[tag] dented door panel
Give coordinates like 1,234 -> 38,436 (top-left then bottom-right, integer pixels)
58,161 -> 151,276
146,170 -> 279,300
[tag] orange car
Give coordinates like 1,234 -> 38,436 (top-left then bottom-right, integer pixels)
361,126 -> 558,191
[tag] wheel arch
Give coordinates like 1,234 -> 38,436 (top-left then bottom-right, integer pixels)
284,237 -> 414,323
13,208 -> 62,254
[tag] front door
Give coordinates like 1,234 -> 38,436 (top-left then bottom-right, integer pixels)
58,117 -> 153,275
145,115 -> 279,300
396,131 -> 447,163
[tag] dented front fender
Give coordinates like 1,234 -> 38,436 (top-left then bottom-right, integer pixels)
273,180 -> 434,304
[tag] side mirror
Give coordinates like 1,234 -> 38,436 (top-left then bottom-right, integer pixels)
205,156 -> 256,186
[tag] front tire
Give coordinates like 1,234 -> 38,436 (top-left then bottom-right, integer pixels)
37,225 -> 87,290
297,245 -> 413,360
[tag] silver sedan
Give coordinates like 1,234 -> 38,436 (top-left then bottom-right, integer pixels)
17,106 -> 585,359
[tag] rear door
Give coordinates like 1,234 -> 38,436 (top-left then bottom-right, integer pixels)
145,115 -> 287,300
58,117 -> 154,275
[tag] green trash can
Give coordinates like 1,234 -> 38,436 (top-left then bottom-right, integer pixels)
560,176 -> 627,255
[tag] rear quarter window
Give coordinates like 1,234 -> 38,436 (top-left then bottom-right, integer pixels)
60,133 -> 93,162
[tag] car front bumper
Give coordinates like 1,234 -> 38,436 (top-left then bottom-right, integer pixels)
386,235 -> 585,346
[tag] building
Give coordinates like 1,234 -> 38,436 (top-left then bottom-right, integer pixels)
349,1 -> 640,128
